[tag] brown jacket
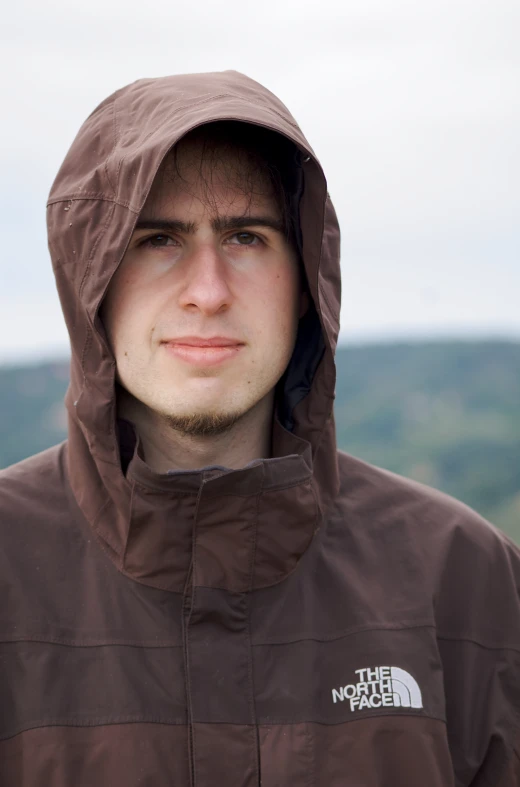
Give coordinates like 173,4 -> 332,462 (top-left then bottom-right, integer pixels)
1,71 -> 519,787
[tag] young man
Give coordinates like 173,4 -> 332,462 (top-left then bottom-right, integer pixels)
0,71 -> 519,786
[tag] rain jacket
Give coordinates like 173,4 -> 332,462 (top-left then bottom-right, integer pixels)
1,71 -> 519,787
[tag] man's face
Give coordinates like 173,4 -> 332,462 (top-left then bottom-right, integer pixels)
102,134 -> 305,436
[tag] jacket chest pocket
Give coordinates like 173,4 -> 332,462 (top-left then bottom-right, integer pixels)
254,625 -> 452,786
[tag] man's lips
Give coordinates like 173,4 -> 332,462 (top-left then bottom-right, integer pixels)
161,337 -> 245,367
164,337 -> 244,348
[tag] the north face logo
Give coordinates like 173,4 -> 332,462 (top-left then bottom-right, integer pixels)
332,666 -> 423,712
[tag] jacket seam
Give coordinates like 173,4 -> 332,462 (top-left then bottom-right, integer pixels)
128,479 -> 200,495
251,619 -> 436,646
118,92 -> 300,153
2,620 -> 437,647
0,714 -> 446,746
47,195 -> 141,212
121,479 -> 136,568
437,633 -> 520,655
0,636 -> 182,647
186,710 -> 445,726
247,470 -> 263,784
253,710 -> 446,726
0,716 -> 187,743
257,713 -> 448,727
90,496 -> 112,531
78,198 -> 115,304
185,482 -> 205,786
101,98 -> 117,197
127,477 -> 310,496
318,271 -> 339,319
115,93 -> 227,153
0,712 -> 448,744
115,566 -> 183,593
89,497 -> 124,561
63,466 -> 131,577
77,200 -> 117,412
111,96 -> 122,197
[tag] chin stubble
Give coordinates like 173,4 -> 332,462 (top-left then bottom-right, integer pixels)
163,410 -> 243,437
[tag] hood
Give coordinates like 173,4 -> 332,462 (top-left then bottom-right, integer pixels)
46,71 -> 341,592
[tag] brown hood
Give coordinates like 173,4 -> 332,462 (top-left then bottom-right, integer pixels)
46,71 -> 341,592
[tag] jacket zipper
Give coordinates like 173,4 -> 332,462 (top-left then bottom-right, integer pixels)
182,560 -> 195,786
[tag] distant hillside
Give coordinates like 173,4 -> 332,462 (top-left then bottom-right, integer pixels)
334,341 -> 520,543
0,360 -> 69,470
1,340 -> 519,543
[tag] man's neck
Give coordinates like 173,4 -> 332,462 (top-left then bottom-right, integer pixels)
118,392 -> 273,473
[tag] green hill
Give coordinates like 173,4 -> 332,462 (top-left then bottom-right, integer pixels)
334,341 -> 520,543
1,340 -> 519,543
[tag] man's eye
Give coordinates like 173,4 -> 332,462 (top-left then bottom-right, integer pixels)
141,234 -> 176,247
229,232 -> 259,246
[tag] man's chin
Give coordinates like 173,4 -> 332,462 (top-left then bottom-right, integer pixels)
162,410 -> 242,438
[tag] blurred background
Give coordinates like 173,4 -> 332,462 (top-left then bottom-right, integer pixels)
1,0 -> 519,541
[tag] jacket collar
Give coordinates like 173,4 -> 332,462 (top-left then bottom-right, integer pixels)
68,417 -> 320,593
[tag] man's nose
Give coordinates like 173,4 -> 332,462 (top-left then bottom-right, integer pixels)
178,244 -> 232,315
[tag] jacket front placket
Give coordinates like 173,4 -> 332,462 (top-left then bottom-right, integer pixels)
183,465 -> 263,787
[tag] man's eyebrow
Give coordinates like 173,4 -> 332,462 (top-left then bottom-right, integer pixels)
134,216 -> 285,235
134,218 -> 196,234
212,215 -> 285,234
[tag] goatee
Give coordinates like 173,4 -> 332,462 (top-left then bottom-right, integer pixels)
163,410 -> 242,437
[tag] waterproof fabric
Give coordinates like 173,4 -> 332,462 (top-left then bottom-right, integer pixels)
1,71 -> 519,786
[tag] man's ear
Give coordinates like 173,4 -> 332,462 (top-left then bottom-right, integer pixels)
299,290 -> 310,319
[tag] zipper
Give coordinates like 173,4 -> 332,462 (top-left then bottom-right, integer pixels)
182,559 -> 195,786
184,477 -> 205,786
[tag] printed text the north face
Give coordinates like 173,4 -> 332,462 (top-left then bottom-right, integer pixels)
332,666 -> 423,712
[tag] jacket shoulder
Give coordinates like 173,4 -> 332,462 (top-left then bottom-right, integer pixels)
0,442 -> 70,521
336,448 -> 518,553
335,449 -> 520,646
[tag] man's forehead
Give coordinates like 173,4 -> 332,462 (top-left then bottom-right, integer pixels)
149,134 -> 273,195
140,185 -> 280,226
142,157 -> 279,222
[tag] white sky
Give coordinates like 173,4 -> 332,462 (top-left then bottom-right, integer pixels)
1,0 -> 519,362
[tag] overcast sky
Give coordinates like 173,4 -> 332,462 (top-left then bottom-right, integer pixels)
1,0 -> 518,362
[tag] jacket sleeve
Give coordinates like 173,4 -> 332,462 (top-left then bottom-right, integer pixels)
433,510 -> 520,786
